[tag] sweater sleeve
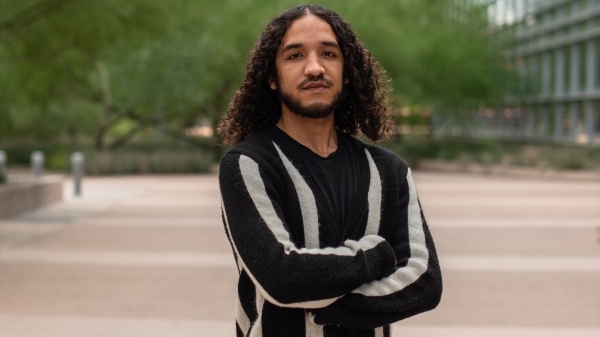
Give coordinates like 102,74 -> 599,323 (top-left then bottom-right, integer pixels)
219,152 -> 397,309
310,168 -> 443,328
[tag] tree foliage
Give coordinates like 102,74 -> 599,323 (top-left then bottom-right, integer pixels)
0,0 -> 513,149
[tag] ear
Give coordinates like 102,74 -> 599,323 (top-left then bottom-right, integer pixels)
268,76 -> 277,90
344,78 -> 349,84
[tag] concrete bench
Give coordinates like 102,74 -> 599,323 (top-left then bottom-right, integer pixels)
0,175 -> 63,218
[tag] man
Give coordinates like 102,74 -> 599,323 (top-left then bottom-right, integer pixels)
218,5 -> 442,337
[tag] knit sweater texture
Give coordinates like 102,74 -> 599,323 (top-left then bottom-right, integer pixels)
219,128 -> 443,337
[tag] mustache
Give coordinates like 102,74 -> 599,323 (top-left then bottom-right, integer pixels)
297,75 -> 333,89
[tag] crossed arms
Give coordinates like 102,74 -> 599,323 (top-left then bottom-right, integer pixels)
220,152 -> 442,329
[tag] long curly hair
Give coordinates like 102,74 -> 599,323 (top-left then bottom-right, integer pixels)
218,4 -> 394,146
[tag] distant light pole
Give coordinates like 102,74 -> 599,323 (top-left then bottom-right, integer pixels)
31,151 -> 44,177
71,152 -> 84,196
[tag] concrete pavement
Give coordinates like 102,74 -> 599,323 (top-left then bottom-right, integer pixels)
0,172 -> 598,336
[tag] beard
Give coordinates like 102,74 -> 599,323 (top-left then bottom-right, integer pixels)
276,83 -> 343,119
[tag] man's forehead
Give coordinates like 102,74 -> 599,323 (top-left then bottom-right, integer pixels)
278,14 -> 338,50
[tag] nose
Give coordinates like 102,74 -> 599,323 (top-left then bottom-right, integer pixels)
304,52 -> 325,77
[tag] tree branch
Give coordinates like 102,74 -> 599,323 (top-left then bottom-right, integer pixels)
108,125 -> 142,150
95,60 -> 113,111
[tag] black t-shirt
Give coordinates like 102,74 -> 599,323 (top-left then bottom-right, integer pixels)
270,126 -> 360,234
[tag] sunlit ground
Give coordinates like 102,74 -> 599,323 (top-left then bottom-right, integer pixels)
0,171 -> 598,337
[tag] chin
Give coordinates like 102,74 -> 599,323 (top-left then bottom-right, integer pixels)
303,100 -> 332,107
301,96 -> 335,105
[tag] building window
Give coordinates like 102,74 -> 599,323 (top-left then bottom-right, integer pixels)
579,42 -> 586,92
595,101 -> 600,145
573,102 -> 586,143
563,47 -> 570,95
528,55 -> 540,95
542,104 -> 551,138
596,39 -> 600,90
549,51 -> 556,95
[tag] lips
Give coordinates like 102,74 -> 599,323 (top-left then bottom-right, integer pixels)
301,81 -> 330,93
303,82 -> 328,89
297,76 -> 334,91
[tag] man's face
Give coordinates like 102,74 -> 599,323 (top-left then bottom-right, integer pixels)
270,14 -> 345,119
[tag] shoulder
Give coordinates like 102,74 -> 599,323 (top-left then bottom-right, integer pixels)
361,141 -> 410,174
221,129 -> 277,164
219,128 -> 287,182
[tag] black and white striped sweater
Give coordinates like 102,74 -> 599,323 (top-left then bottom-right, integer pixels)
219,128 -> 443,337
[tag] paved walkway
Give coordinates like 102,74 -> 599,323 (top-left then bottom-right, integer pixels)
0,172 -> 598,336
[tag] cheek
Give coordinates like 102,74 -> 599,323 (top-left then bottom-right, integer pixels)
329,63 -> 345,81
279,70 -> 300,90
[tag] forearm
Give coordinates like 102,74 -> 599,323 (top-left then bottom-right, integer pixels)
312,167 -> 443,327
221,153 -> 397,309
309,300 -> 431,329
226,217 -> 397,309
310,237 -> 442,328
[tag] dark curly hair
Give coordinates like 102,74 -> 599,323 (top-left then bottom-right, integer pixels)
218,4 -> 394,146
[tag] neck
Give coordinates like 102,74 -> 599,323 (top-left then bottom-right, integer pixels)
276,106 -> 338,157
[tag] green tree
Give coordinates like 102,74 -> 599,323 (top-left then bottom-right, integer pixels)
0,0 -> 512,150
324,0 -> 512,113
0,0 -> 166,147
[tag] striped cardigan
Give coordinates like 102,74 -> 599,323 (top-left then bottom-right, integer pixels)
219,128 -> 442,337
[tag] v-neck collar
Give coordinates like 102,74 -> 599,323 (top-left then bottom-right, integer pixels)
272,125 -> 342,160
268,126 -> 372,244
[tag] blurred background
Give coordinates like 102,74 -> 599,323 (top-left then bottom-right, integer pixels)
0,0 -> 598,175
0,0 -> 598,336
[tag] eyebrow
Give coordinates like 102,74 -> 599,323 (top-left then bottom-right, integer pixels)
281,41 -> 340,53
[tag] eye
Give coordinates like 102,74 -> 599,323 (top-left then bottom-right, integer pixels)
323,51 -> 337,57
287,53 -> 301,60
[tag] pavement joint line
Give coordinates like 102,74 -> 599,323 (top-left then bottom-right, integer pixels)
46,217 -> 600,228
62,185 -> 147,202
390,325 -> 600,337
421,199 -> 600,206
0,250 -> 236,268
427,218 -> 600,228
0,315 -> 599,337
0,315 -> 234,337
440,255 -> 600,272
1,250 -> 599,272
120,201 -> 221,206
72,218 -> 223,227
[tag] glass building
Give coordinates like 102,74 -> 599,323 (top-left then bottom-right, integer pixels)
434,0 -> 600,145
